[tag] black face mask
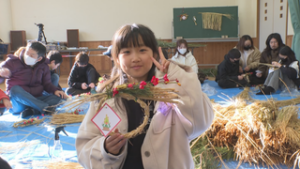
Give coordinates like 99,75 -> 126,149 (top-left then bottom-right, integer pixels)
234,60 -> 240,64
244,46 -> 252,50
280,57 -> 288,62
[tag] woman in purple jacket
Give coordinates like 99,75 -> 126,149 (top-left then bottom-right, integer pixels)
0,42 -> 68,118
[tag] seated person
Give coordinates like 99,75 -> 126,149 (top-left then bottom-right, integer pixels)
171,39 -> 198,73
216,49 -> 249,88
46,50 -> 62,87
65,52 -> 100,96
257,33 -> 285,80
256,46 -> 299,95
0,42 -> 67,118
236,35 -> 264,85
0,88 -> 12,116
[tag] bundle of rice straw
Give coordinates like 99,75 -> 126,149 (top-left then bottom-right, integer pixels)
191,88 -> 300,168
199,12 -> 233,31
61,82 -> 180,139
50,113 -> 85,125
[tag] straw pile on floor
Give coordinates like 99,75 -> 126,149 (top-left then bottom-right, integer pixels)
191,90 -> 300,168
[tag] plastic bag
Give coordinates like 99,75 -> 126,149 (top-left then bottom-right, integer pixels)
202,83 -> 217,96
280,87 -> 300,97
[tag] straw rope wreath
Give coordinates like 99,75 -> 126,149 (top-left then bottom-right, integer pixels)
58,79 -> 181,139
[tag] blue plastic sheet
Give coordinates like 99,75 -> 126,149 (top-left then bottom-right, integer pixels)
0,81 -> 297,168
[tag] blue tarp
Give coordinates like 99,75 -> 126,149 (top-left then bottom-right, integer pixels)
0,81 -> 297,168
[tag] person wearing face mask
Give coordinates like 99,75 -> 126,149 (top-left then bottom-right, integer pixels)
65,52 -> 100,96
216,49 -> 250,88
171,39 -> 198,73
0,42 -> 68,118
257,33 -> 285,79
257,46 -> 299,95
235,35 -> 264,85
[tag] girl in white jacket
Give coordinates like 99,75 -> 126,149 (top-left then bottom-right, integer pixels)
171,39 -> 198,73
76,24 -> 214,169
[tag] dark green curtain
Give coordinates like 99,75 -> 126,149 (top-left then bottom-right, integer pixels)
288,0 -> 300,61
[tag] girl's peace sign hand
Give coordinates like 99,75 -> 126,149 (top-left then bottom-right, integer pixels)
151,47 -> 170,74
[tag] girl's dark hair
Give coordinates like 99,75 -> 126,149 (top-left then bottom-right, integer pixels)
236,35 -> 254,52
108,24 -> 158,85
175,39 -> 189,56
279,46 -> 297,63
98,24 -> 159,112
75,52 -> 89,65
264,33 -> 284,53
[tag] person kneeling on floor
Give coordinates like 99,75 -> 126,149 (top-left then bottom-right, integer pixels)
216,49 -> 250,88
256,46 -> 300,95
47,50 -> 63,88
65,52 -> 100,96
0,42 -> 68,118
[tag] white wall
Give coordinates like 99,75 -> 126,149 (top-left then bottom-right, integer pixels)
287,8 -> 294,35
6,0 -> 258,42
0,0 -> 12,42
237,0 -> 257,38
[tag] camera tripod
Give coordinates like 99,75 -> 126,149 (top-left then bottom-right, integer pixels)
35,23 -> 47,44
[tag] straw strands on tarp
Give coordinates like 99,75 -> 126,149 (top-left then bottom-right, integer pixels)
191,88 -> 300,169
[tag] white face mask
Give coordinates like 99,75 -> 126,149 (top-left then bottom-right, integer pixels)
24,54 -> 38,66
178,48 -> 187,55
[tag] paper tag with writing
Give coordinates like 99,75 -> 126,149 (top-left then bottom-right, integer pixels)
91,103 -> 121,137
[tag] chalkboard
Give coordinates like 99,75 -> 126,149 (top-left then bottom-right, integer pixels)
173,6 -> 238,40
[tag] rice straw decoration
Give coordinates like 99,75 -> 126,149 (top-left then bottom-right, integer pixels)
13,117 -> 45,128
61,75 -> 180,139
199,12 -> 233,31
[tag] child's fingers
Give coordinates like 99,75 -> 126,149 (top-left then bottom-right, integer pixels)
106,135 -> 124,151
157,47 -> 166,62
163,61 -> 170,72
151,56 -> 162,70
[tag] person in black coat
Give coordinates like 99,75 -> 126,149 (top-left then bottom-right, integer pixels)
216,49 -> 249,88
65,52 -> 100,96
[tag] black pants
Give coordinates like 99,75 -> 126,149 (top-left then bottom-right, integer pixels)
249,75 -> 266,85
65,87 -> 91,96
217,79 -> 249,88
0,157 -> 12,169
246,69 -> 266,85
